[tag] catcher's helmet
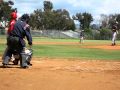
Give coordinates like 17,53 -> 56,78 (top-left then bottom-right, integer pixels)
10,12 -> 17,19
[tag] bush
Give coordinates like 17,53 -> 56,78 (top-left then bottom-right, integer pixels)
0,27 -> 5,35
100,28 -> 112,40
84,28 -> 112,40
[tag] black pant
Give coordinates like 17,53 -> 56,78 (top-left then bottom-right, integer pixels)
3,36 -> 28,67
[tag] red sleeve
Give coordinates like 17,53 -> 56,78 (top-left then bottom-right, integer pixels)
7,20 -> 16,34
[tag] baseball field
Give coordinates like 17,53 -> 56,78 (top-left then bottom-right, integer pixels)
0,36 -> 120,90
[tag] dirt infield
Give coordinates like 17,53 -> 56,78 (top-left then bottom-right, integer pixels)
81,45 -> 120,50
33,41 -> 120,50
0,57 -> 120,90
0,41 -> 120,90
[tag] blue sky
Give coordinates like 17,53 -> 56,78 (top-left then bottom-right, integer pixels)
4,0 -> 120,24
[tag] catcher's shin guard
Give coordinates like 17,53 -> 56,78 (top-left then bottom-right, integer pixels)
20,52 -> 28,68
20,49 -> 33,68
2,56 -> 11,65
26,49 -> 33,66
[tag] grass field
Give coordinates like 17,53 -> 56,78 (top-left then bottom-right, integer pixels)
0,36 -> 120,60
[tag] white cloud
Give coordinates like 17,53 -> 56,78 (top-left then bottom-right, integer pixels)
4,0 -> 120,23
103,0 -> 120,14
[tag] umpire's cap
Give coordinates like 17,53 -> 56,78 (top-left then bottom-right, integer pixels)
21,14 -> 30,21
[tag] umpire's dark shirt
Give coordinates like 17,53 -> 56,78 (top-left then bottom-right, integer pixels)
10,20 -> 32,47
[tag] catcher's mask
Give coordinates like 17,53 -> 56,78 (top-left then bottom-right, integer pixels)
14,49 -> 33,60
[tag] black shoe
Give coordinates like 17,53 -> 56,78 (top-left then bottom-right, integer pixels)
13,60 -> 19,65
28,63 -> 32,66
111,43 -> 116,46
111,43 -> 115,46
2,63 -> 8,68
114,43 -> 116,45
27,62 -> 32,66
21,66 -> 29,69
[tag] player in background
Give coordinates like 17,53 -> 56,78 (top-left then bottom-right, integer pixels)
111,22 -> 118,46
79,30 -> 84,44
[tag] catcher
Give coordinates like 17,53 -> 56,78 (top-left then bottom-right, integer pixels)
2,8 -> 17,63
12,48 -> 33,66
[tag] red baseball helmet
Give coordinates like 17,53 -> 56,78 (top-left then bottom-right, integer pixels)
11,12 -> 17,19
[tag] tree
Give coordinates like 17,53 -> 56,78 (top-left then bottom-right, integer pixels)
73,12 -> 93,31
53,9 -> 75,30
100,28 -> 112,40
29,9 -> 44,30
108,14 -> 117,29
29,2 -> 75,31
44,1 -> 53,12
0,0 -> 12,21
100,14 -> 109,28
116,14 -> 120,29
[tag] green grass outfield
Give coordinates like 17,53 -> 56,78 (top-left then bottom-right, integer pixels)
0,36 -> 120,60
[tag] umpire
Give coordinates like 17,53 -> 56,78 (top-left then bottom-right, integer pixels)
2,14 -> 32,68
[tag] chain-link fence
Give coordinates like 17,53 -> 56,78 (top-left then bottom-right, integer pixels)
31,30 -> 79,39
1,29 -> 119,40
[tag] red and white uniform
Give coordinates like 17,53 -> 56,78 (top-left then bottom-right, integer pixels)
7,12 -> 17,34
